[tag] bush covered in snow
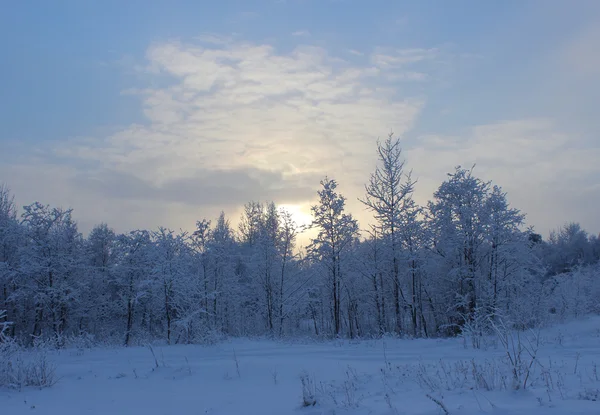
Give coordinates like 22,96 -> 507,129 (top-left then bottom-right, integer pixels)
0,338 -> 57,390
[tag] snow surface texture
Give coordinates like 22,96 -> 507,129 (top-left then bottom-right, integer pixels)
1,317 -> 599,415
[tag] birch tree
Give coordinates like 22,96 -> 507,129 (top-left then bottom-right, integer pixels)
277,208 -> 298,336
308,177 -> 359,336
427,167 -> 490,333
115,230 -> 153,346
151,228 -> 191,344
82,223 -> 117,337
19,203 -> 82,343
360,133 -> 416,334
208,212 -> 235,333
0,185 -> 19,338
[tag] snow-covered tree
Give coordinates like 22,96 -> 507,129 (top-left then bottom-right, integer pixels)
545,223 -> 593,275
80,223 -> 117,338
0,309 -> 10,342
188,218 -> 213,338
276,208 -> 299,336
427,167 -> 542,334
151,228 -> 191,344
0,143 -> 597,344
18,202 -> 82,343
427,167 -> 491,333
358,226 -> 388,334
0,185 -> 19,339
236,202 -> 302,336
398,197 -> 428,336
114,230 -> 153,346
590,233 -> 600,262
308,178 -> 359,336
208,212 -> 236,334
360,133 -> 416,334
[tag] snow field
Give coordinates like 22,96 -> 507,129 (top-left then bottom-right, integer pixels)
1,317 -> 599,415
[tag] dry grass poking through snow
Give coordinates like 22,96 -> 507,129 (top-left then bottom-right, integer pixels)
0,317 -> 599,415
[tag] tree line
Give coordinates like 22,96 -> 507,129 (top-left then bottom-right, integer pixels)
1,134 -> 599,346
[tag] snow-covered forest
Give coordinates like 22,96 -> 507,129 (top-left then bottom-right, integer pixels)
3,1 -> 600,412
2,135 -> 598,347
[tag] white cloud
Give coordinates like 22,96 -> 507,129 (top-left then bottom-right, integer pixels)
406,118 -> 600,235
42,37 -> 435,233
226,11 -> 260,24
292,30 -> 311,37
3,30 -> 598,239
559,21 -> 600,77
65,40 -> 429,178
370,47 -> 437,68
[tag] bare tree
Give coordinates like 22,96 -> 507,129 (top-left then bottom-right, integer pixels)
360,133 -> 416,334
309,177 -> 359,336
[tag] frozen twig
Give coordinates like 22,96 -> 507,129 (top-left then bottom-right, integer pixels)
426,393 -> 450,415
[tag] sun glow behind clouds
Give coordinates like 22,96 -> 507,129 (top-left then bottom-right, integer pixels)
278,203 -> 317,249
3,5 -> 598,241
47,37 -> 431,236
0,1 -> 599,244
279,203 -> 313,229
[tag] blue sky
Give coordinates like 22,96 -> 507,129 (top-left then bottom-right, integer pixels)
1,0 -> 599,238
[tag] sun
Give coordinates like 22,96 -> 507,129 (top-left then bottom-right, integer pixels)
278,203 -> 313,229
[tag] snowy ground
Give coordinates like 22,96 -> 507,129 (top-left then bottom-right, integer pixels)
1,318 -> 600,415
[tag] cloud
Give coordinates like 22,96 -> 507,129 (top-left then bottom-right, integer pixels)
69,166 -> 319,207
406,118 -> 600,234
14,36 -> 436,233
59,39 -> 432,186
3,27 -> 598,239
227,11 -> 260,24
535,19 -> 600,125
292,30 -> 310,37
370,47 -> 437,68
559,21 -> 600,77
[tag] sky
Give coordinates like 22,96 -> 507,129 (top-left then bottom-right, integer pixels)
1,0 -> 599,244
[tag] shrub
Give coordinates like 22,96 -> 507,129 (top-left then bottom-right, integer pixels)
300,371 -> 317,407
0,338 -> 58,390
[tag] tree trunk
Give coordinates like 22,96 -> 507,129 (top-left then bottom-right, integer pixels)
164,283 -> 171,344
278,259 -> 286,336
372,272 -> 383,334
393,255 -> 402,334
411,261 -> 418,336
125,298 -> 134,346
